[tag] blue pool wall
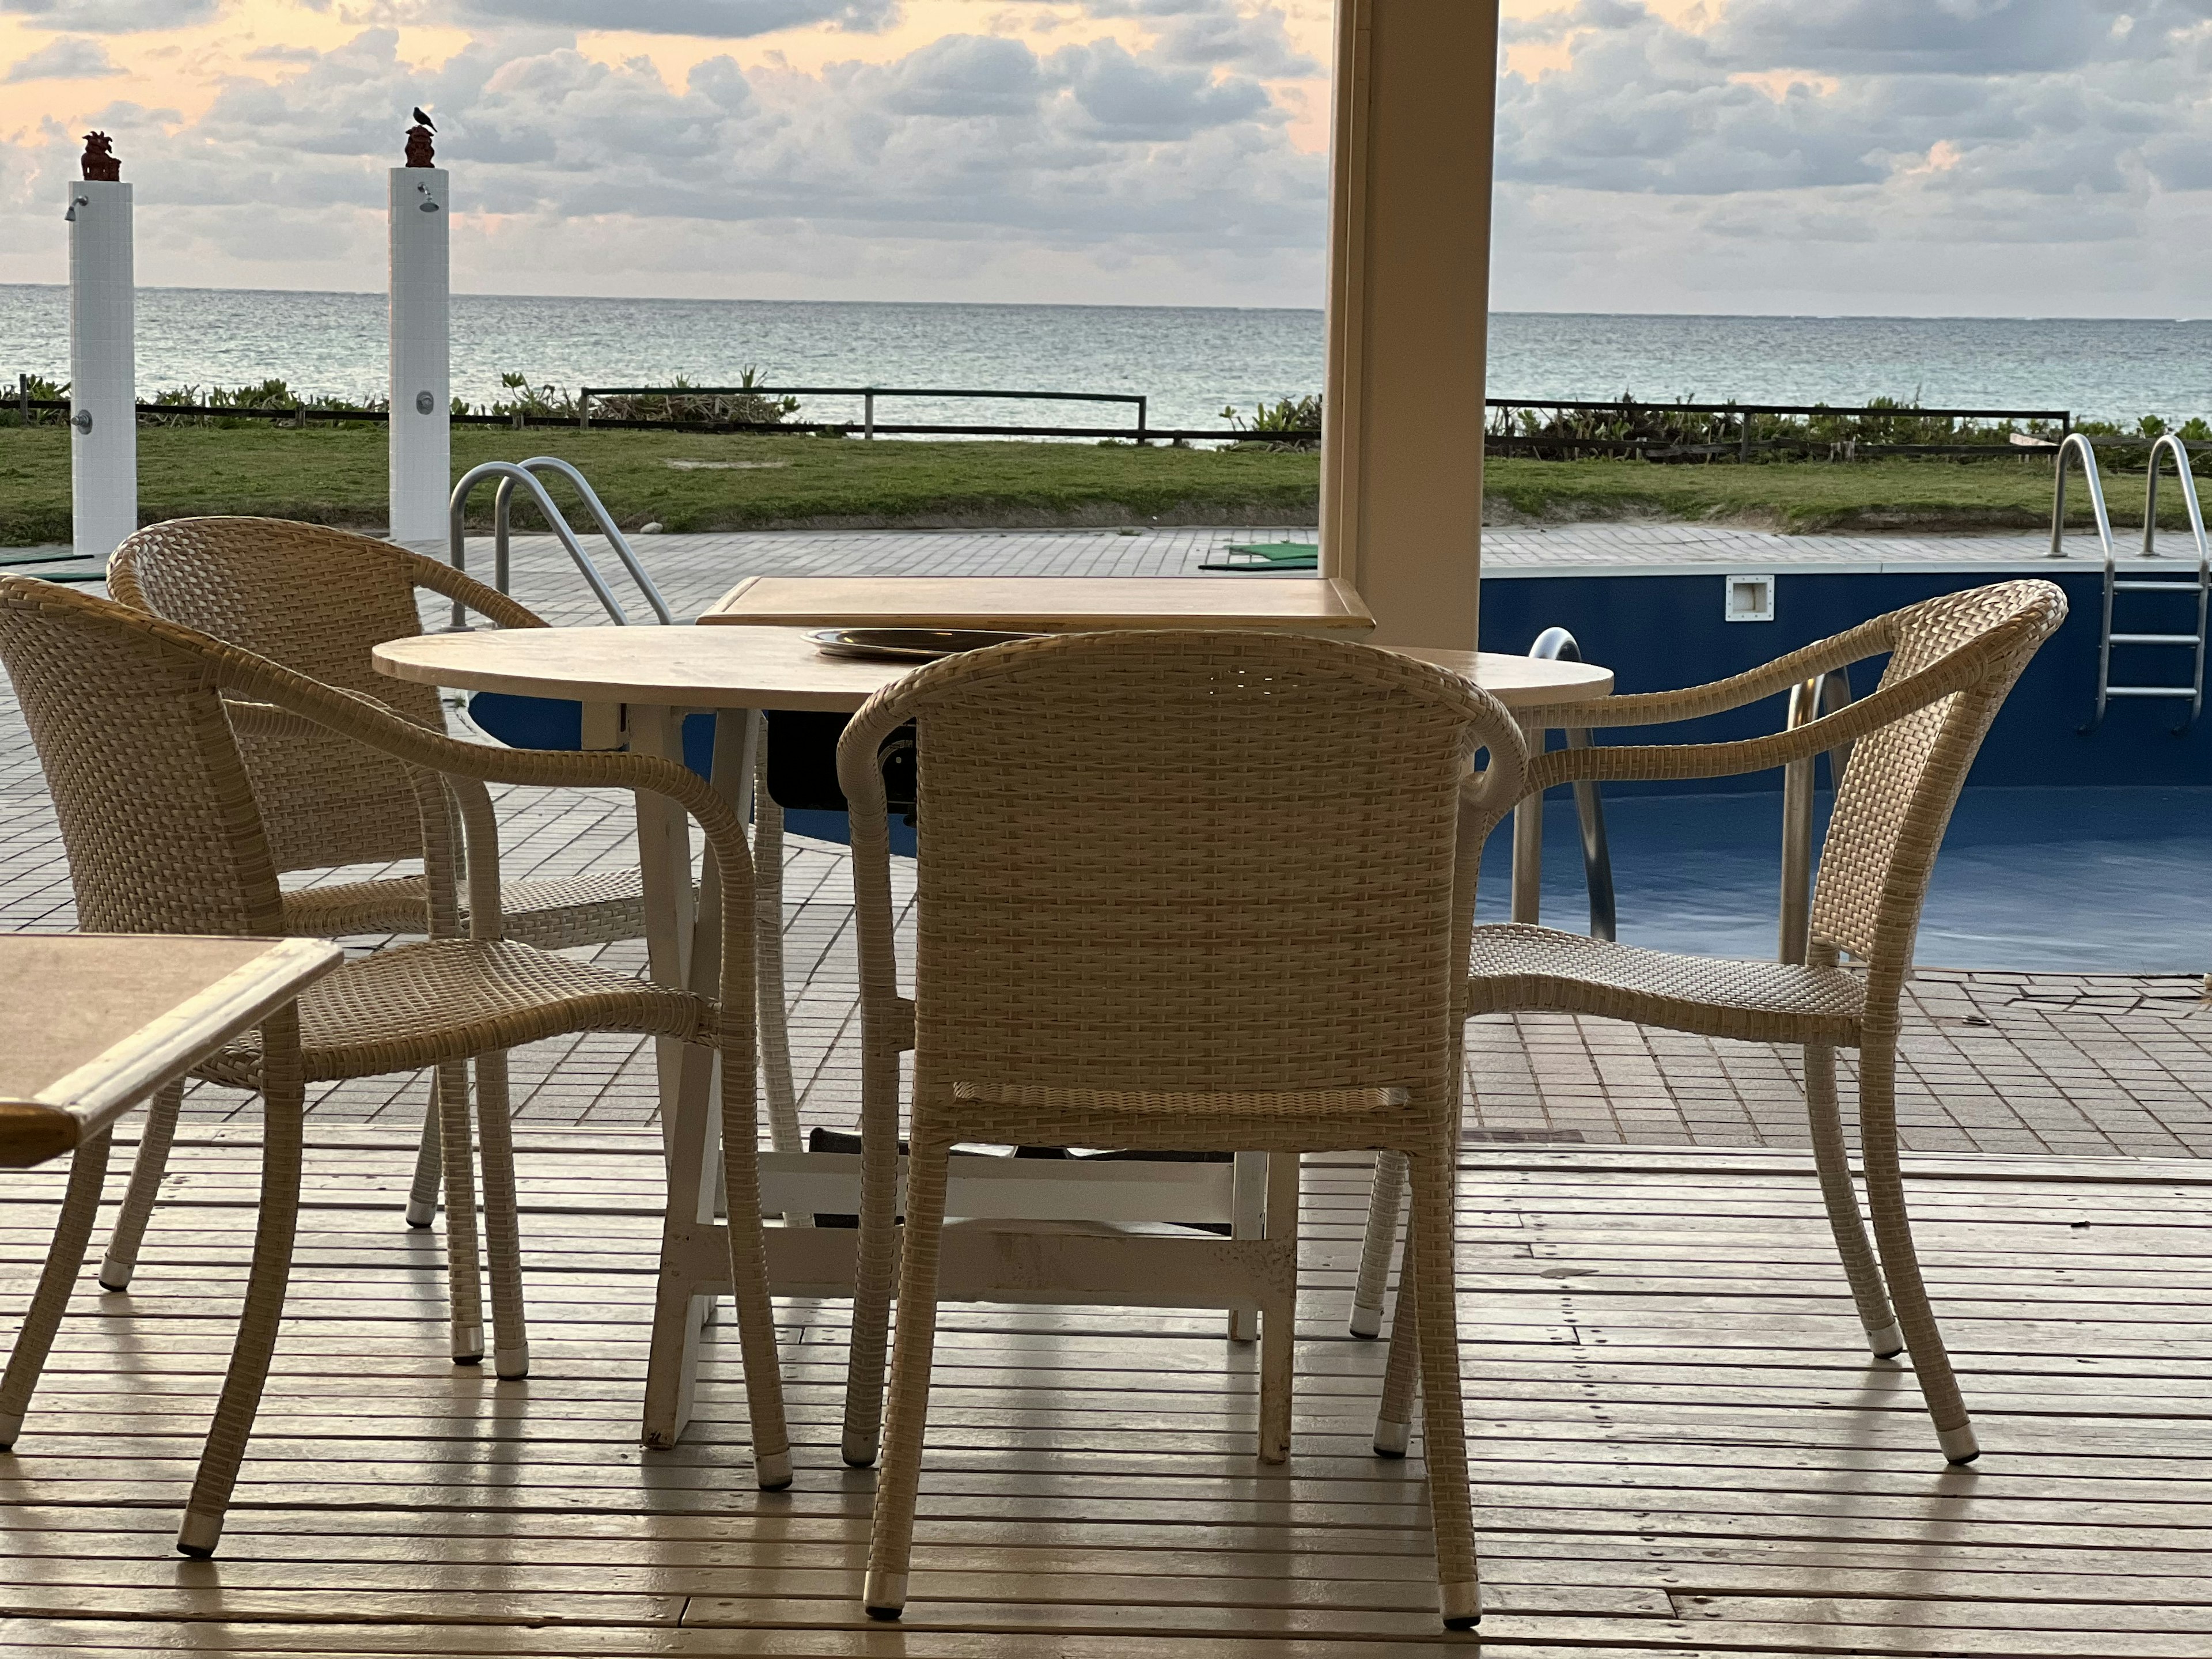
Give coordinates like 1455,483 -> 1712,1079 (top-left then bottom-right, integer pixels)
467,563 -> 2205,853
1482,564 -> 2210,791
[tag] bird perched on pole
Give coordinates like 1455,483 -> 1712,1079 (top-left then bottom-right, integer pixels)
412,107 -> 435,132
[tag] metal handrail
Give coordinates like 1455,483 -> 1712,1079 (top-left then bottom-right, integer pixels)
1509,627 -> 1616,941
1778,669 -> 1854,965
447,458 -> 675,628
2048,430 -> 2117,562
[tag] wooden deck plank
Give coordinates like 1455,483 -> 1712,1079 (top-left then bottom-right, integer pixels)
1,1137 -> 2204,1655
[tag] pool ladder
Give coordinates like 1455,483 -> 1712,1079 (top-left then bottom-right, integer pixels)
2055,433 -> 2210,732
446,457 -> 674,627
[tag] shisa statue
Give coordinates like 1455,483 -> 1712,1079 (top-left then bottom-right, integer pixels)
404,107 -> 436,168
80,132 -> 119,182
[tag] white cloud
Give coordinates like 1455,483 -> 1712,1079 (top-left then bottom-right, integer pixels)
0,0 -> 218,30
3,36 -> 120,81
456,0 -> 902,36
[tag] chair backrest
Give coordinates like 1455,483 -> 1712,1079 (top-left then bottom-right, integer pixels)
1810,579 -> 2066,975
840,631 -> 1526,1106
0,577 -> 285,936
108,517 -> 542,873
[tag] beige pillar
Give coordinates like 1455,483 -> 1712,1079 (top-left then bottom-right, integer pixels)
1320,0 -> 1499,649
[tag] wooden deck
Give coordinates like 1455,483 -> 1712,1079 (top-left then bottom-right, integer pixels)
2,1129 -> 2206,1656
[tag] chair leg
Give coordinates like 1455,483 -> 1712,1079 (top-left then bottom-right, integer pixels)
433,1060 -> 485,1365
1407,1147 -> 1482,1630
841,1033 -> 904,1468
1350,1150 -> 1406,1339
1372,1211 -> 1422,1459
404,1086 -> 441,1228
716,1058 -> 792,1491
472,1051 -> 530,1380
1803,1043 -> 1902,1358
863,1135 -> 950,1621
1857,1035 -> 1978,1464
0,1129 -> 113,1448
177,1014 -> 305,1557
98,1081 -> 180,1290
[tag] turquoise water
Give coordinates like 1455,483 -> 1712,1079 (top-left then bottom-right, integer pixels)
1493,786 -> 2212,974
5,285 -> 2210,430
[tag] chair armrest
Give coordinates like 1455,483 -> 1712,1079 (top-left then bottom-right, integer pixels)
224,698 -> 468,938
397,547 -> 551,632
1520,629 -> 1994,796
197,629 -> 756,1058
1513,615 -> 1892,732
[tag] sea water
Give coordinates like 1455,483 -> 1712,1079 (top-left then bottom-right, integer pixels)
3,285 -> 2209,431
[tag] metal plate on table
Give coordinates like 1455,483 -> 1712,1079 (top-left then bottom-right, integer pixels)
806,627 -> 1040,662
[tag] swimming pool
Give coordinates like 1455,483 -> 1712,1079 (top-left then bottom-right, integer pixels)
1493,785 -> 2212,974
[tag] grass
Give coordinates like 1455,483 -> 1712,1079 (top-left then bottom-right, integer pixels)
0,426 -> 1319,546
2,424 -> 2204,545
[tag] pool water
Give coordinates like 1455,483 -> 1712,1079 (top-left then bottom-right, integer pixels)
1487,786 -> 2212,974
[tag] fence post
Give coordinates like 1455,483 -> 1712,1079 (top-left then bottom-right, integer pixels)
863,390 -> 875,441
1137,396 -> 1148,446
1738,411 -> 1750,463
578,389 -> 591,430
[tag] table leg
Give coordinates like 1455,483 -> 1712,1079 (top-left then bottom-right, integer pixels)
629,706 -> 698,1162
633,704 -> 719,1448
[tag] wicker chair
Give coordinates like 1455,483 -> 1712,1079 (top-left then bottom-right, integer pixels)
832,631 -> 1528,1630
1354,579 -> 2067,1469
0,577 -> 788,1554
102,519 -> 795,1306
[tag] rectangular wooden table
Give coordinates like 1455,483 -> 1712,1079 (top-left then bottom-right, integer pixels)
0,934 -> 342,1168
700,575 -> 1377,635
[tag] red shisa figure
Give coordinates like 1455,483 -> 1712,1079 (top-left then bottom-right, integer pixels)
404,119 -> 435,169
80,132 -> 119,182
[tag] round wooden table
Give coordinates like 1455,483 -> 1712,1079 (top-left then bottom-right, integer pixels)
372,623 -> 1613,1445
374,623 -> 1613,713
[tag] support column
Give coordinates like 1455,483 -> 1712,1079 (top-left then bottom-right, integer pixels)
1320,0 -> 1499,649
389,162 -> 450,546
67,177 -> 135,559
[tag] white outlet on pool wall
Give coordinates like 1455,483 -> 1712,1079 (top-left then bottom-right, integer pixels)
1725,573 -> 1776,622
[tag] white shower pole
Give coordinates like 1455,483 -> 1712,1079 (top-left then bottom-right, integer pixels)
388,154 -> 449,546
67,171 -> 136,559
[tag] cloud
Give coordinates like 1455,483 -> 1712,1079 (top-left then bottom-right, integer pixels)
26,23 -> 1317,268
455,0 -> 901,38
3,36 -> 120,81
0,0 -> 218,30
1056,37 -> 1273,139
1081,1 -> 1319,76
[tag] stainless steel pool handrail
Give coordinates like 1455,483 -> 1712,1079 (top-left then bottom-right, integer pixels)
1509,627 -> 1617,941
446,458 -> 676,628
1779,668 -> 1854,965
2048,431 -> 2116,562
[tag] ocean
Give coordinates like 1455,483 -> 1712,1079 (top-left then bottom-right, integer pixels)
2,285 -> 2209,431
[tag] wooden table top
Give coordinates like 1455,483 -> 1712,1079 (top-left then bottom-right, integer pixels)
699,575 -> 1378,633
374,625 -> 1612,713
0,934 -> 342,1168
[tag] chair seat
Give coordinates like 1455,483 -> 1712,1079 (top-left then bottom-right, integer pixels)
281,869 -> 647,949
946,1082 -> 1429,1153
198,938 -> 708,1086
1467,924 -> 1865,1046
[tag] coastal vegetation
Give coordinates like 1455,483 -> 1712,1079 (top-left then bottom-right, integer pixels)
2,403 -> 2207,545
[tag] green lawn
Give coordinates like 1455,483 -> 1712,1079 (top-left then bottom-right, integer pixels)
1,423 -> 2198,544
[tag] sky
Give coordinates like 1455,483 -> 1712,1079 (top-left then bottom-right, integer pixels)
2,0 -> 2209,316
